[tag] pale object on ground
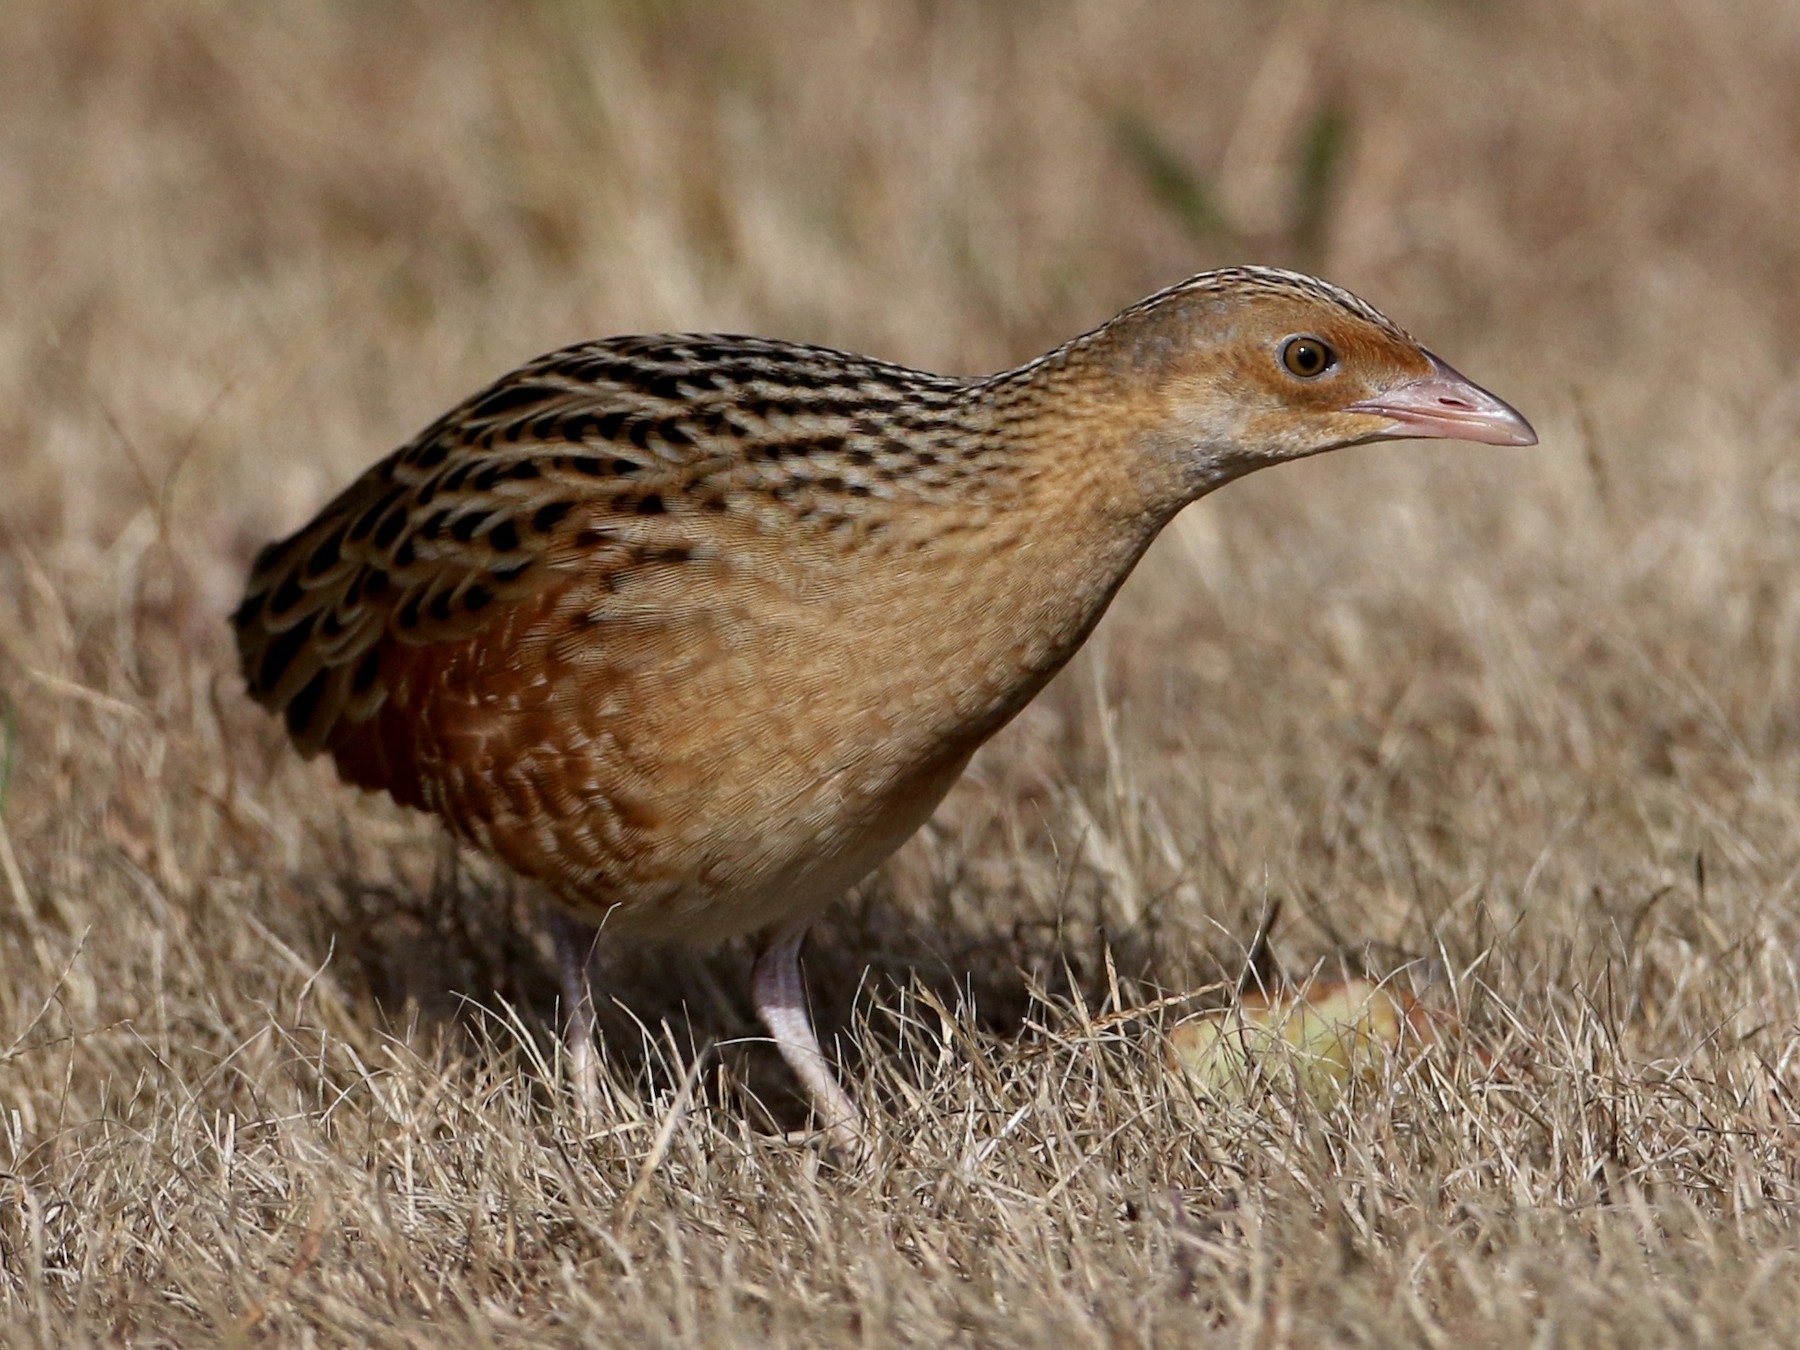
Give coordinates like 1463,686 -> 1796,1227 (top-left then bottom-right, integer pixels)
1168,977 -> 1453,1105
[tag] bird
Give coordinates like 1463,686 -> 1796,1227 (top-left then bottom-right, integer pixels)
231,266 -> 1535,1149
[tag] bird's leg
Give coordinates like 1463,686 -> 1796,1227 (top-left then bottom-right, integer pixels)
547,908 -> 602,1116
751,922 -> 864,1152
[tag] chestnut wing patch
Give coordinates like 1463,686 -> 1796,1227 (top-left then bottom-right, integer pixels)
232,357 -> 719,759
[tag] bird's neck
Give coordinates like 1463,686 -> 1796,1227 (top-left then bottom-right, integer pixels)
950,370 -> 1212,543
852,363 -> 1194,747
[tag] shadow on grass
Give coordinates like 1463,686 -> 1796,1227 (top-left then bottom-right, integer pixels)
302,854 -> 1212,1135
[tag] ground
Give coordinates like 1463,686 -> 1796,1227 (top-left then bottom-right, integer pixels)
3,1 -> 1800,1344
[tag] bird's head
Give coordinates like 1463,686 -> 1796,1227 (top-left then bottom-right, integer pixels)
1094,268 -> 1536,496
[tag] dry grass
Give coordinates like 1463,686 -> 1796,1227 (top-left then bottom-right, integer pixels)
4,0 -> 1800,1343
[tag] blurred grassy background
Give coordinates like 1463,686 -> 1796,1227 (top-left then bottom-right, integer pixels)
5,1 -> 1800,1343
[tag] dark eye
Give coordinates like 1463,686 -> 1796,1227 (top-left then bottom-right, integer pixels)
1281,336 -> 1335,379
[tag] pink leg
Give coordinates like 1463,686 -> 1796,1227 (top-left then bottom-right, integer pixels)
548,908 -> 601,1113
751,923 -> 864,1151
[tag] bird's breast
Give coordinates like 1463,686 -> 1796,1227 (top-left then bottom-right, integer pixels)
419,484 -> 1150,942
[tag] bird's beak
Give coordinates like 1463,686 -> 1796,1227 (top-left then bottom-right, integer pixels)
1344,352 -> 1538,447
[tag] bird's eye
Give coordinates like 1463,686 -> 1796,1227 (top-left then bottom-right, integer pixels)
1280,336 -> 1335,379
